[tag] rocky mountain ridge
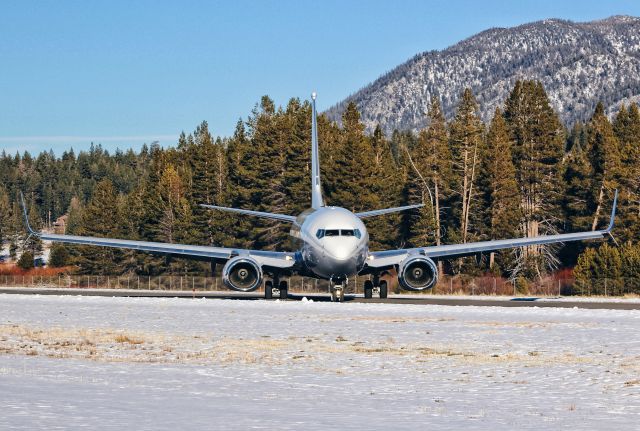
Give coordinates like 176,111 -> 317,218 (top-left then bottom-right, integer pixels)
326,15 -> 640,134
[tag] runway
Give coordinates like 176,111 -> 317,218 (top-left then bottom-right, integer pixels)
2,293 -> 639,429
1,287 -> 639,310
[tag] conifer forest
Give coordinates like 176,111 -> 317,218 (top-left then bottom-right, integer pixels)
1,80 -> 639,289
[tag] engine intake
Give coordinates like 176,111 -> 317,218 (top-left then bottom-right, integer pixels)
398,256 -> 438,291
222,257 -> 263,292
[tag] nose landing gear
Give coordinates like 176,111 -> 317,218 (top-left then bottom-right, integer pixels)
329,278 -> 346,302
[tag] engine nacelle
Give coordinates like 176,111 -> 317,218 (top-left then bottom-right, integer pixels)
222,257 -> 263,292
397,255 -> 438,291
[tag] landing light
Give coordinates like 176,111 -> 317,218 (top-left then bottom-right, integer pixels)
285,255 -> 293,261
368,255 -> 375,260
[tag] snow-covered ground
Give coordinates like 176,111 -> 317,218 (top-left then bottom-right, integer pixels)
1,295 -> 639,430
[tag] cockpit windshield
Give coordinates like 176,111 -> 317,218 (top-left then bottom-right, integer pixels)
316,228 -> 362,239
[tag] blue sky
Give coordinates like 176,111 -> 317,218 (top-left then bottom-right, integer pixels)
1,0 -> 639,155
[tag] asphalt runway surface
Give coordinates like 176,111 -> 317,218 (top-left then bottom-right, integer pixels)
1,287 -> 639,310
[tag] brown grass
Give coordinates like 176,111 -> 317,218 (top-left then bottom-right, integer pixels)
0,263 -> 73,276
0,324 -> 615,369
114,334 -> 144,344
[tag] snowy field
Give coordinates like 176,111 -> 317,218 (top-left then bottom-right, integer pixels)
1,295 -> 639,430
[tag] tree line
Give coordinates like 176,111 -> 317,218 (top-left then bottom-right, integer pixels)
0,80 -> 638,281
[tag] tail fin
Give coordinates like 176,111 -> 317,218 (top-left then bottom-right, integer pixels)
311,92 -> 324,209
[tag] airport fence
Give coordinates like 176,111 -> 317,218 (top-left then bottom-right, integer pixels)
1,273 -> 637,297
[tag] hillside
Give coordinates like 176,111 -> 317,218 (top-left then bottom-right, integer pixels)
326,15 -> 640,134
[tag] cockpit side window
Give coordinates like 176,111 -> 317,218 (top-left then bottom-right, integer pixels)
354,229 -> 362,239
316,229 -> 325,239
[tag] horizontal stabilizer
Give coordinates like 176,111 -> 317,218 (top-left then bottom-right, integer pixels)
356,203 -> 424,218
200,204 -> 296,222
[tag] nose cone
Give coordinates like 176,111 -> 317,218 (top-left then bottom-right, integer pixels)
324,238 -> 357,260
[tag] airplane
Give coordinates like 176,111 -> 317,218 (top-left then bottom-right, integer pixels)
20,92 -> 618,302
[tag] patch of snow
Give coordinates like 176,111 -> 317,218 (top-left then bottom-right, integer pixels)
0,295 -> 639,429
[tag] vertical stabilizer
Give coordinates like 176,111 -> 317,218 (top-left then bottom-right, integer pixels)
311,92 -> 324,209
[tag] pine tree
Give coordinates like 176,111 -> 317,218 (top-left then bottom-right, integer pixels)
406,97 -> 451,252
25,200 -> 44,257
613,103 -> 640,242
0,186 -> 11,251
245,96 -> 289,250
282,98 -> 312,215
76,179 -> 125,274
187,121 -> 220,245
620,242 -> 640,294
226,120 -> 255,249
17,251 -> 34,270
448,88 -> 484,245
480,108 -> 521,272
586,102 -> 621,231
503,80 -> 565,276
48,243 -> 70,267
328,103 -> 384,248
366,124 -> 404,249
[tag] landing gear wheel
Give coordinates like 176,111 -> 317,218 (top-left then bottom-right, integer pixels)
364,280 -> 373,299
278,281 -> 288,299
379,280 -> 388,299
264,280 -> 273,299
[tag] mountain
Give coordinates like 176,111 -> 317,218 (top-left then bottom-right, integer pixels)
326,15 -> 640,134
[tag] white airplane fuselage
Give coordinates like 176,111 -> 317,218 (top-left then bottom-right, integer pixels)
292,206 -> 369,281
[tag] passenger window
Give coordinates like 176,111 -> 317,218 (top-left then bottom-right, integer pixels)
316,229 -> 325,239
325,229 -> 340,237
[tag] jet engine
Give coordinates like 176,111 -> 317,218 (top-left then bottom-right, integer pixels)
222,257 -> 263,292
397,255 -> 438,291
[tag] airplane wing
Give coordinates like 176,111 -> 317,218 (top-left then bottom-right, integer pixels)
20,195 -> 295,270
366,191 -> 617,269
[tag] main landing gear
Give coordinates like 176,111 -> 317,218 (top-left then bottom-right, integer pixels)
363,275 -> 388,299
264,276 -> 288,300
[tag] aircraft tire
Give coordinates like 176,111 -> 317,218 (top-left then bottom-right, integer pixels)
379,281 -> 388,299
364,280 -> 373,299
265,281 -> 273,299
279,281 -> 288,299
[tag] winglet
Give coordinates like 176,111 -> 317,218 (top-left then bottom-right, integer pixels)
605,189 -> 618,233
19,192 -> 37,235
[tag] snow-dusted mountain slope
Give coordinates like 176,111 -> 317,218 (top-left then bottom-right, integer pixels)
326,15 -> 640,134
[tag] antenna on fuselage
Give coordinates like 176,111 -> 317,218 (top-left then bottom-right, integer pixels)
311,92 -> 325,209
